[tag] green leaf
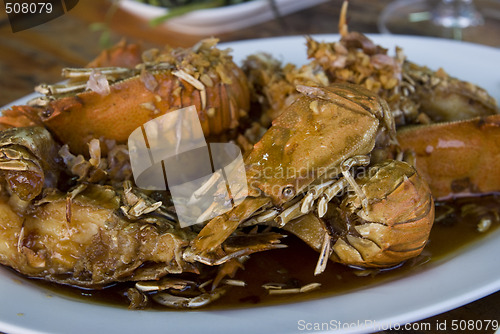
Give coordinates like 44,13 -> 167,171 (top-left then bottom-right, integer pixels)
148,0 -> 227,26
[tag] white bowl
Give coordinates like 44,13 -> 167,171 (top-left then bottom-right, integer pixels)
119,0 -> 328,35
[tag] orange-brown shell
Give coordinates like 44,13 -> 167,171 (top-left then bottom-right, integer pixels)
1,41 -> 250,155
42,66 -> 249,154
397,114 -> 500,200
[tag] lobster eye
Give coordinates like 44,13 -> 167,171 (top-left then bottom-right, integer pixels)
281,186 -> 296,200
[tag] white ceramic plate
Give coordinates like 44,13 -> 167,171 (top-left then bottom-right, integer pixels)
1,35 -> 499,334
119,0 -> 328,35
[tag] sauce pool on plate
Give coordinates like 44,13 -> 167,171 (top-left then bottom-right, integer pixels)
17,194 -> 500,310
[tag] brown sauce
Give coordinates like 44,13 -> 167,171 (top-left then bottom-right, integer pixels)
15,194 -> 500,310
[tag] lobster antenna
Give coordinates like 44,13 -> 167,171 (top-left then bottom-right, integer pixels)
339,0 -> 349,37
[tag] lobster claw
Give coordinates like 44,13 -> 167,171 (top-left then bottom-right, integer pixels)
0,127 -> 60,202
336,160 -> 434,267
284,160 -> 434,270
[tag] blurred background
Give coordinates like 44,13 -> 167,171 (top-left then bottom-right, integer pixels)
0,0 -> 395,105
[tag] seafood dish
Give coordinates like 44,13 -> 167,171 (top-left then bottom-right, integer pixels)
0,3 -> 499,314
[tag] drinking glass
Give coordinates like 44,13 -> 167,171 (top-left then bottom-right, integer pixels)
378,0 -> 500,46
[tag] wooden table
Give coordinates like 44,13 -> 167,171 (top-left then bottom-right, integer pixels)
0,1 -> 499,333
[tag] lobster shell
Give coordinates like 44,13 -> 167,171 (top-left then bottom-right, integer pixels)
2,40 -> 250,155
397,114 -> 500,200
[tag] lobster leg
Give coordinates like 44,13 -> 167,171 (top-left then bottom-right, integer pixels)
300,155 -> 371,218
